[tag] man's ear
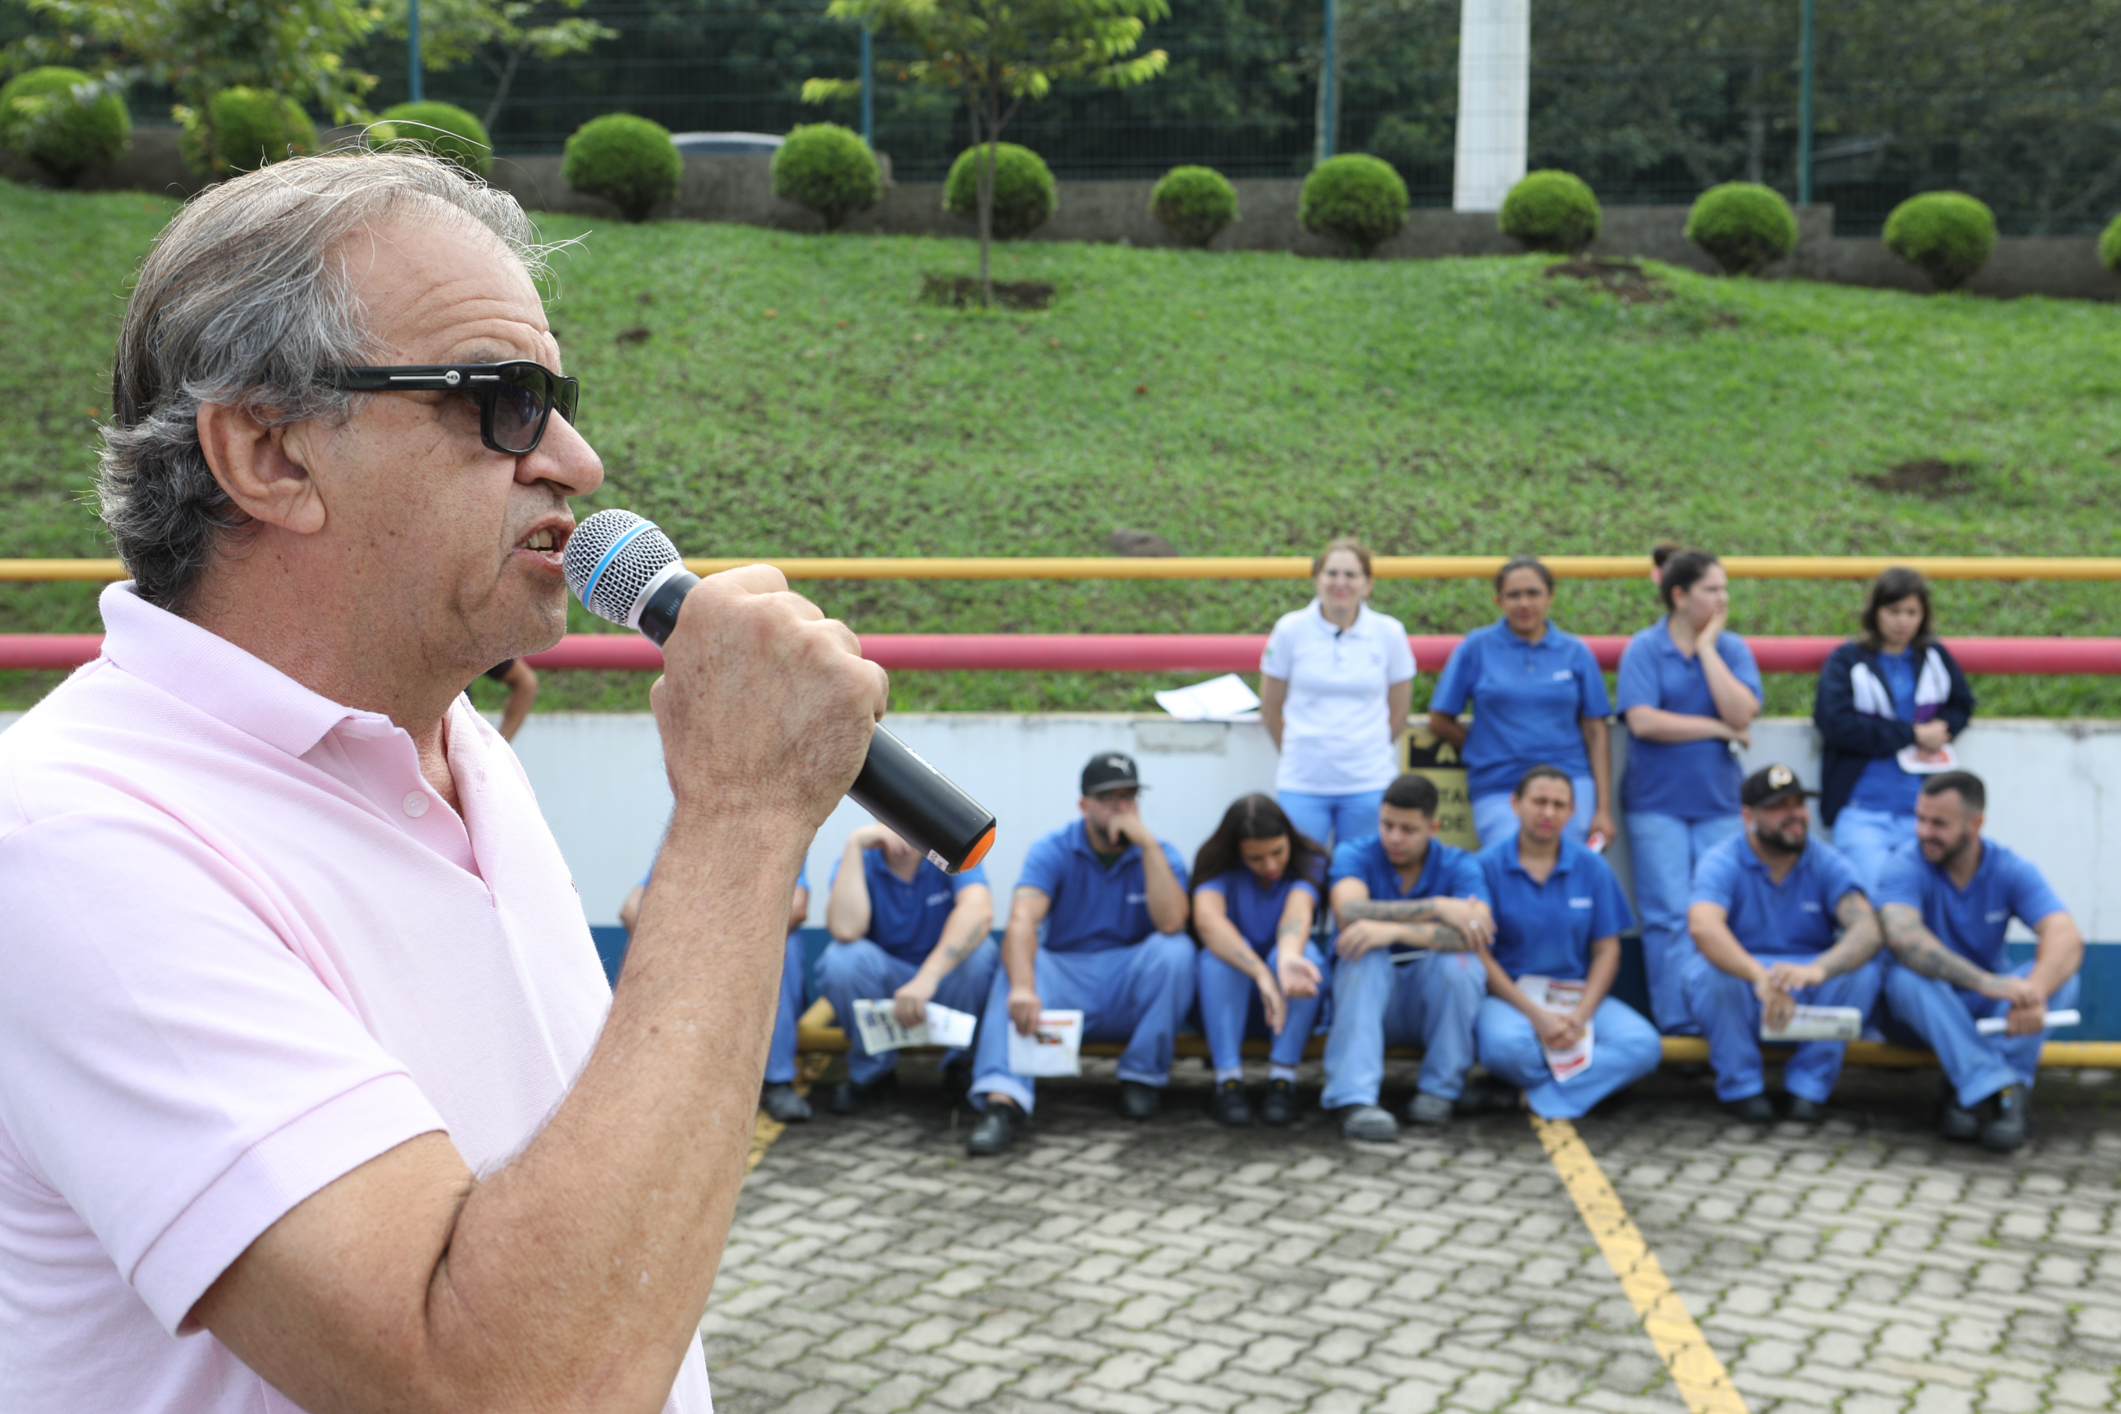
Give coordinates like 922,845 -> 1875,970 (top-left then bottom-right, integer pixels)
196,401 -> 327,536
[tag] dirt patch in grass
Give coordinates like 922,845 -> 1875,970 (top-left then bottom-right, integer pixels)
1544,258 -> 1671,305
1861,458 -> 1977,497
920,274 -> 1056,310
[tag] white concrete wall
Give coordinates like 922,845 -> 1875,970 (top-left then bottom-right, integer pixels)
1453,0 -> 1531,211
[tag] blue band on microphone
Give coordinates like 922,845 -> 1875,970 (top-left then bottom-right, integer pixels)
579,519 -> 655,610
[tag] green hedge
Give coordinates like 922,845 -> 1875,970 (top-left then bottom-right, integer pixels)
0,67 -> 130,184
371,101 -> 492,179
1685,182 -> 1799,276
1883,191 -> 1996,292
1499,170 -> 1600,254
2101,212 -> 2121,278
1150,165 -> 1239,248
944,143 -> 1057,240
1298,154 -> 1407,257
562,113 -> 682,222
771,123 -> 882,231
181,88 -> 316,176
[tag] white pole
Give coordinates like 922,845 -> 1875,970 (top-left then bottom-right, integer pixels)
1453,0 -> 1529,212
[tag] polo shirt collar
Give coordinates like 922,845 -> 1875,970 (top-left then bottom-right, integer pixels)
1310,600 -> 1372,633
1736,836 -> 1811,880
1495,617 -> 1561,649
97,582 -> 390,759
1502,836 -> 1583,880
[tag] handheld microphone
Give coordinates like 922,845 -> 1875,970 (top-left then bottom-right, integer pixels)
564,509 -> 998,874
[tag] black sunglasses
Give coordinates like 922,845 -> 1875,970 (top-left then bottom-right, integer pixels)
322,362 -> 581,456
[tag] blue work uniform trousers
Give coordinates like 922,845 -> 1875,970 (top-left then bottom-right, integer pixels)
971,934 -> 1197,1114
1625,810 -> 1744,1034
816,937 -> 1002,1085
1831,806 -> 1916,896
1475,991 -> 1663,1119
1881,958 -> 2081,1109
1278,789 -> 1388,853
1681,952 -> 1884,1103
764,932 -> 808,1085
1471,773 -> 1597,850
1320,948 -> 1487,1109
1196,939 -> 1329,1074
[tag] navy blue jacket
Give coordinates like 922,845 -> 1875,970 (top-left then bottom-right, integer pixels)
1811,638 -> 1975,826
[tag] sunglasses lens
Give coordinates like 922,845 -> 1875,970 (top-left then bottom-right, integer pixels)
489,369 -> 547,452
553,376 -> 579,424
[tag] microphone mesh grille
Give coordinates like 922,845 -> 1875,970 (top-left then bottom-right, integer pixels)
564,508 -> 681,625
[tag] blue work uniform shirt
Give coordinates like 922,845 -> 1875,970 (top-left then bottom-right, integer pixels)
1018,819 -> 1189,954
1848,648 -> 1921,815
1616,619 -> 1763,820
1689,833 -> 1864,957
828,851 -> 989,965
1428,619 -> 1612,800
1876,838 -> 2067,974
1194,868 -> 1319,955
1330,833 -> 1490,907
1478,836 -> 1635,981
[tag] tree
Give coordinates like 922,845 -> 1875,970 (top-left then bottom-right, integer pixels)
805,0 -> 1171,307
4,0 -> 377,158
373,0 -> 614,136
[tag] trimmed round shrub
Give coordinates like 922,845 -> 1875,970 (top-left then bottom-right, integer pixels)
2101,213 -> 2121,278
0,66 -> 130,184
371,101 -> 492,179
1883,191 -> 1996,291
771,123 -> 882,231
562,113 -> 682,222
181,88 -> 317,176
1298,154 -> 1407,257
1150,165 -> 1239,248
944,143 -> 1056,240
1499,170 -> 1600,254
1686,182 -> 1799,275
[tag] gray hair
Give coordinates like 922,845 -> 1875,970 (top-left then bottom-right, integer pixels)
99,148 -> 556,612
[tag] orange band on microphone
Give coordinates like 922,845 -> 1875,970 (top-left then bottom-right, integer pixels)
959,825 -> 997,873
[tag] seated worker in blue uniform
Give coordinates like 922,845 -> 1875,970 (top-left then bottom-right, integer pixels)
1320,774 -> 1493,1143
816,822 -> 996,1114
1474,767 -> 1663,1118
620,859 -> 813,1122
1877,771 -> 2083,1153
966,752 -> 1192,1156
1190,795 -> 1330,1129
1683,764 -> 1884,1124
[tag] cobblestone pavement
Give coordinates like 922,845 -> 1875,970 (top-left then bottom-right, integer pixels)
701,1057 -> 2121,1414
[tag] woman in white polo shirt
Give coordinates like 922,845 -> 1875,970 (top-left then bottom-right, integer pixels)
1259,539 -> 1418,850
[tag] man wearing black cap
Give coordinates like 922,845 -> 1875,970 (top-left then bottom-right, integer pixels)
1682,765 -> 1884,1122
964,752 -> 1193,1154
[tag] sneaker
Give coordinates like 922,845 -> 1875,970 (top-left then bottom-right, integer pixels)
966,1099 -> 1026,1155
1405,1091 -> 1454,1126
1721,1093 -> 1777,1123
1980,1085 -> 2031,1153
1118,1080 -> 1163,1120
827,1071 -> 896,1115
1338,1104 -> 1399,1143
1939,1080 -> 1982,1142
1783,1094 -> 1827,1124
1259,1078 -> 1299,1126
1453,1075 -> 1520,1116
760,1081 -> 812,1123
1208,1079 -> 1253,1126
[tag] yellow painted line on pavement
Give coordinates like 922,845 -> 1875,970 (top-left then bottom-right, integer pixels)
745,1052 -> 832,1174
1532,1116 -> 1750,1414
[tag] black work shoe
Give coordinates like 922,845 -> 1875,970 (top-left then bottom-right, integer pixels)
966,1099 -> 1026,1155
827,1071 -> 896,1115
1721,1093 -> 1777,1123
1259,1078 -> 1299,1126
1208,1079 -> 1253,1126
1939,1080 -> 1982,1142
1980,1085 -> 2031,1153
760,1081 -> 812,1123
1453,1075 -> 1520,1116
1118,1080 -> 1163,1119
1783,1094 -> 1827,1124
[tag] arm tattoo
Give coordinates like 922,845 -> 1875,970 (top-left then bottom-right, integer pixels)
1880,904 -> 1989,990
1275,916 -> 1309,949
1403,921 -> 1471,952
1340,898 -> 1444,923
1811,892 -> 1884,978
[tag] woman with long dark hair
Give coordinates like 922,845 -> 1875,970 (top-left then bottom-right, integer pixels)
1190,794 -> 1331,1127
1617,544 -> 1763,1033
1813,567 -> 1976,891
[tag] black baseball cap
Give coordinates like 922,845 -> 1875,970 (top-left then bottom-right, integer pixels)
1742,764 -> 1817,809
1081,752 -> 1142,796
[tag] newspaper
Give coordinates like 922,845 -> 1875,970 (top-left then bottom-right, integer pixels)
849,999 -> 979,1054
1006,1010 -> 1085,1076
1975,1008 -> 2080,1036
1515,976 -> 1593,1082
1153,673 -> 1263,722
1761,1005 -> 1864,1042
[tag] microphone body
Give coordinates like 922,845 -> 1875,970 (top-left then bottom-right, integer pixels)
568,512 -> 997,874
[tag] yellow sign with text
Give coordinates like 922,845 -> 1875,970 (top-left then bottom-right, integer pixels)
1398,726 -> 1480,850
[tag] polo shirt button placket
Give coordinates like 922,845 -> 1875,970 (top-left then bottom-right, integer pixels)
402,791 -> 431,819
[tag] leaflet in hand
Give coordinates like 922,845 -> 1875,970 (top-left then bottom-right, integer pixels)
1006,1010 -> 1085,1076
1516,976 -> 1593,1083
1896,743 -> 1960,775
1761,1005 -> 1864,1042
1975,1008 -> 2080,1036
850,999 -> 980,1053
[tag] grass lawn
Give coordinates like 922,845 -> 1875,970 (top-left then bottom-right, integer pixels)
3,181 -> 2118,716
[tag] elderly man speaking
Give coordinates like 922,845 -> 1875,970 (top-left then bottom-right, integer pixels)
0,152 -> 886,1413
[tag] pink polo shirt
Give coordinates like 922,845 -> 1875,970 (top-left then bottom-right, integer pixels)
0,585 -> 711,1414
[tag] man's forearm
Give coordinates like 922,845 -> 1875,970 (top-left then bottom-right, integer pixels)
1395,921 -> 1472,952
1001,920 -> 1040,989
1811,896 -> 1884,979
1139,847 -> 1188,933
915,905 -> 993,986
1340,897 -> 1443,923
1881,907 -> 1992,991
